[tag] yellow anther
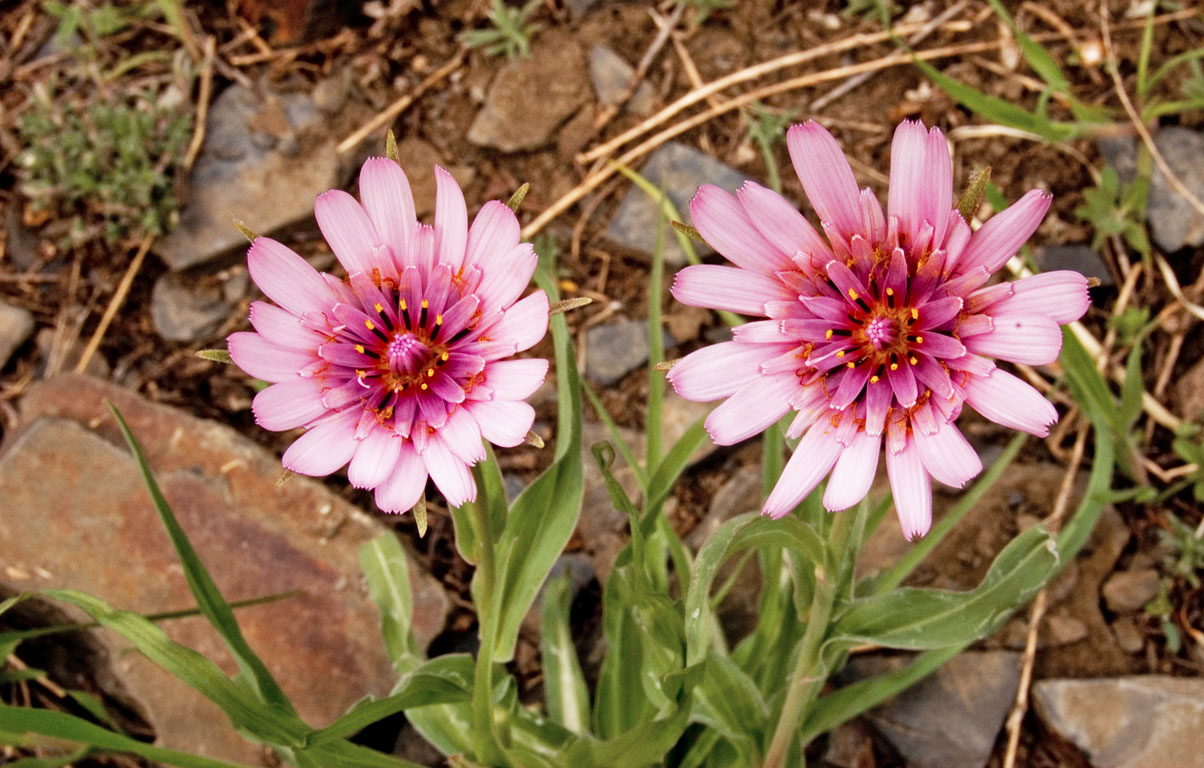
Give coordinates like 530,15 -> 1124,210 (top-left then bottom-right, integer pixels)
890,363 -> 899,371
400,299 -> 408,311
374,302 -> 383,313
886,287 -> 894,296
420,382 -> 429,390
915,335 -> 923,344
909,356 -> 918,365
910,307 -> 919,320
846,361 -> 855,368
848,288 -> 859,300
427,368 -> 435,377
825,329 -> 834,340
870,375 -> 880,383
421,299 -> 429,309
441,352 -> 449,361
354,344 -> 365,354
365,319 -> 375,331
835,350 -> 845,358
356,369 -> 367,378
435,314 -> 443,325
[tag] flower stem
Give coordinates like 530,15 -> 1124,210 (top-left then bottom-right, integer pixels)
763,508 -> 855,768
470,499 -> 502,764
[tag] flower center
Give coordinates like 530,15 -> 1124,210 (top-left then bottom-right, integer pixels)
864,315 -> 897,349
386,333 -> 428,377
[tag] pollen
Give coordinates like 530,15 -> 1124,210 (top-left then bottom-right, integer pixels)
825,329 -> 834,340
870,375 -> 879,383
441,352 -> 449,361
354,344 -> 365,354
836,350 -> 845,358
365,319 -> 375,331
909,356 -> 918,365
910,307 -> 919,320
427,368 -> 435,377
421,299 -> 429,309
374,302 -> 383,313
890,363 -> 899,371
356,369 -> 367,378
848,288 -> 859,300
846,361 -> 855,368
915,335 -> 923,344
435,314 -> 443,325
420,382 -> 429,390
886,287 -> 894,296
400,299 -> 408,311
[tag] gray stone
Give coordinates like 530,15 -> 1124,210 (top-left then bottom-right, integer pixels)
155,84 -> 342,270
1033,676 -> 1204,768
1102,568 -> 1160,613
467,30 -> 591,153
605,142 -> 747,265
584,318 -> 652,386
1174,355 -> 1204,422
1033,243 -> 1113,287
660,392 -> 715,466
1002,613 -> 1089,650
1148,127 -> 1204,252
4,204 -> 41,272
1096,135 -> 1138,187
3,375 -> 452,763
150,269 -> 244,342
1111,617 -> 1145,654
841,652 -> 1022,768
0,300 -> 34,368
588,45 -> 656,117
564,0 -> 601,18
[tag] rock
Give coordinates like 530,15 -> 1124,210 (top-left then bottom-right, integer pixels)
2,375 -> 451,763
1148,127 -> 1204,252
840,651 -> 1021,768
564,0 -> 601,18
664,303 -> 710,344
584,318 -> 652,385
821,718 -> 876,768
1174,355 -> 1204,423
605,142 -> 747,266
1033,676 -> 1204,767
660,392 -> 715,466
4,203 -> 42,272
467,30 -> 591,153
1111,617 -> 1145,654
1102,569 -> 1160,613
150,269 -> 247,342
392,138 -> 476,219
1096,135 -> 1138,187
587,45 -> 656,117
156,84 -> 343,271
1033,243 -> 1113,288
0,300 -> 34,368
35,328 -> 110,379
1002,613 -> 1089,650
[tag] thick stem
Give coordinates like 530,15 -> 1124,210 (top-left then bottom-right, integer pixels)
470,500 -> 502,764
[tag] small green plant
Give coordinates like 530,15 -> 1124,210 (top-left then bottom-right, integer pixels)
746,103 -> 794,194
458,0 -> 541,60
1162,423 -> 1204,502
1075,165 -> 1150,255
16,78 -> 192,247
1144,578 -> 1181,653
678,0 -> 733,26
1158,511 -> 1204,588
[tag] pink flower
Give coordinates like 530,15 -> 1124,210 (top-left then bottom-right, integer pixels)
667,120 -> 1089,539
229,158 -> 549,512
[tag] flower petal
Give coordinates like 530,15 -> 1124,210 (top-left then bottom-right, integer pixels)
704,373 -> 797,445
282,414 -> 358,476
667,341 -> 783,401
484,358 -> 549,400
737,181 -> 831,267
359,156 -> 417,263
423,433 -> 476,507
470,398 -> 535,447
955,189 -> 1052,275
247,238 -> 334,316
483,290 -> 549,354
474,243 -> 538,315
465,200 -> 521,272
690,185 -> 792,275
315,189 -> 381,276
823,430 -> 881,511
433,166 -> 468,272
248,301 -> 323,349
963,314 -> 1063,365
989,271 -> 1090,324
964,368 -> 1058,436
347,426 -> 403,489
252,379 -> 328,431
786,121 -> 862,241
886,438 -> 932,540
763,419 -> 843,518
887,120 -> 952,247
228,332 -> 313,383
671,264 -> 792,316
913,420 -> 981,489
374,441 -> 427,513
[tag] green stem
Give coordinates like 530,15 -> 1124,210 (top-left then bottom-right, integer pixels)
470,500 -> 502,765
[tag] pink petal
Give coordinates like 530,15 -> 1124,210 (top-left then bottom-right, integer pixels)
282,414 -> 358,476
423,434 -> 476,507
247,238 -> 334,316
964,368 -> 1058,436
252,379 -> 329,431
248,301 -> 322,349
886,358 -> 919,407
228,332 -> 312,383
704,373 -> 797,445
347,426 -> 403,490
484,358 -> 549,400
437,406 -> 486,464
433,166 -> 468,272
359,157 -> 417,264
667,341 -> 783,401
823,430 -> 880,511
989,271 -> 1090,324
737,181 -> 831,266
484,291 -> 549,354
671,264 -> 792,316
690,185 -> 792,275
887,120 -> 952,247
315,189 -> 381,276
474,243 -> 538,315
963,314 -> 1063,365
786,121 -> 862,241
886,438 -> 932,540
732,320 -> 791,344
470,398 -> 535,447
763,419 -> 842,518
374,442 -> 428,513
913,420 -> 981,489
955,190 -> 1052,275
465,201 -> 521,272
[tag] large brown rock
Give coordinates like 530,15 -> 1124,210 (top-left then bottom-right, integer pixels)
1,375 -> 451,763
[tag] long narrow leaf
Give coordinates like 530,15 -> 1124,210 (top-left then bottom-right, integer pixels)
359,534 -> 418,674
540,573 -> 590,734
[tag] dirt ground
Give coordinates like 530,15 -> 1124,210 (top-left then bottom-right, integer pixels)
1,0 -> 1203,766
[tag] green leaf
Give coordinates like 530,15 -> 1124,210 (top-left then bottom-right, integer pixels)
689,654 -> 768,762
359,534 -> 418,674
831,526 -> 1059,649
0,703 -> 255,768
65,690 -> 120,731
645,418 -> 709,513
566,699 -> 692,766
109,406 -> 295,714
540,572 -> 590,734
5,746 -> 91,768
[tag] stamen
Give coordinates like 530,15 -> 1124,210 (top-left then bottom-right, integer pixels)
915,335 -> 923,344
420,382 -> 429,390
825,329 -> 834,340
870,375 -> 879,383
846,361 -> 855,368
835,350 -> 845,358
354,344 -> 366,354
419,299 -> 429,329
890,363 -> 899,371
848,288 -> 859,300
910,307 -> 919,321
426,367 -> 435,377
429,314 -> 444,341
399,299 -> 413,331
910,356 -> 918,365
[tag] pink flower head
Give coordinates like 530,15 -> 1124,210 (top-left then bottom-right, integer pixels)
667,120 -> 1089,539
229,158 -> 549,512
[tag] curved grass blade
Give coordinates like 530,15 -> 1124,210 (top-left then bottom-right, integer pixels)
540,572 -> 590,734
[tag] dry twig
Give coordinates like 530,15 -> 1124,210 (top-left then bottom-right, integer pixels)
75,234 -> 154,376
